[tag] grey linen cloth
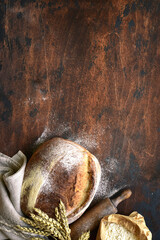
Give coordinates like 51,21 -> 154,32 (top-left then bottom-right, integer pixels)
0,151 -> 47,240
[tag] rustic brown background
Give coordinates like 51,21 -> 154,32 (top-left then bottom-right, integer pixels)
0,0 -> 160,239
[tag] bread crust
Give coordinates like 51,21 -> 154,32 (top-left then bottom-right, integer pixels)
96,212 -> 152,240
20,137 -> 101,224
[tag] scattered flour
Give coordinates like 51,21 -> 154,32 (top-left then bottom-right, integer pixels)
92,157 -> 127,205
34,127 -> 52,146
73,133 -> 98,151
34,124 -> 72,147
72,124 -> 106,152
21,94 -> 49,107
42,96 -> 48,101
34,121 -> 101,151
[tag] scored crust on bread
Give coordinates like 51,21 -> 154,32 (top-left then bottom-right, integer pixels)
96,212 -> 152,240
20,137 -> 101,224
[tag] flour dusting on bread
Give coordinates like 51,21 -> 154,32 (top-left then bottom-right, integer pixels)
21,137 -> 101,224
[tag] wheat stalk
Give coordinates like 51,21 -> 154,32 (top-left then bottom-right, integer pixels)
16,225 -> 48,236
58,200 -> 71,240
55,207 -> 62,224
78,231 -> 90,240
16,200 -> 90,240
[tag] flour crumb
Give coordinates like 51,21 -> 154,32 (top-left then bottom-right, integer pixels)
92,157 -> 126,204
35,127 -> 52,146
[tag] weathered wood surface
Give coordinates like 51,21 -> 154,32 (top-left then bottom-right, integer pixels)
0,0 -> 159,239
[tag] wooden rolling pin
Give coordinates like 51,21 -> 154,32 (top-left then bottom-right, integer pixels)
70,189 -> 132,240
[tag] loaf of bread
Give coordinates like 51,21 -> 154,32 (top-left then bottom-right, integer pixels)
96,212 -> 152,240
20,137 -> 101,224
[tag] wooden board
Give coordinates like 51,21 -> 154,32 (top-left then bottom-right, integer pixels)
0,0 -> 159,239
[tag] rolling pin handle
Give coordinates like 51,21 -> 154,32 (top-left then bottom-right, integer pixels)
111,189 -> 132,207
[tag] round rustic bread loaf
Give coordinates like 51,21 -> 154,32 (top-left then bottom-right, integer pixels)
20,137 -> 101,224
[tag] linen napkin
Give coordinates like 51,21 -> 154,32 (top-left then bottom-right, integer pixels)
0,151 -> 47,240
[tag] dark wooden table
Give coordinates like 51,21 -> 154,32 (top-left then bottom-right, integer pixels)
0,0 -> 160,239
